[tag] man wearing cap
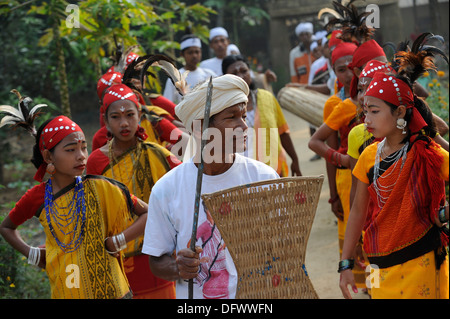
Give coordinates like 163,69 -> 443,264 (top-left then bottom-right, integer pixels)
288,22 -> 316,84
163,34 -> 216,104
200,27 -> 230,76
142,74 -> 279,299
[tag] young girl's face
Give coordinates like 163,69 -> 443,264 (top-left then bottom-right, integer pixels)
333,56 -> 354,89
363,96 -> 401,139
51,132 -> 88,177
357,76 -> 372,107
105,99 -> 140,143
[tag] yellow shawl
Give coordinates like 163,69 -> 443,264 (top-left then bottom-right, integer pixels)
39,176 -> 134,299
253,89 -> 289,176
102,141 -> 172,256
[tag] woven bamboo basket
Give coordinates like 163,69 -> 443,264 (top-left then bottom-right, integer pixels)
201,176 -> 324,299
277,87 -> 328,127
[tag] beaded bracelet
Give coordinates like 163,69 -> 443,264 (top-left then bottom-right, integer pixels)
338,259 -> 354,273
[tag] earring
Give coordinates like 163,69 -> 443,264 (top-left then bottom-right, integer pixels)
46,163 -> 56,176
396,118 -> 407,134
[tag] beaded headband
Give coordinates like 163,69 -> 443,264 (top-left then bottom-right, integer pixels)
365,72 -> 427,132
34,116 -> 83,182
102,84 -> 141,112
96,72 -> 123,100
360,60 -> 394,79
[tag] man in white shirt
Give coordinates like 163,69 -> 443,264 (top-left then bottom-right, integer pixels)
163,35 -> 216,104
199,27 -> 230,76
142,74 -> 279,299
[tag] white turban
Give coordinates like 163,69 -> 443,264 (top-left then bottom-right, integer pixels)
175,74 -> 249,133
209,27 -> 229,41
295,22 -> 313,36
226,44 -> 241,55
180,37 -> 202,51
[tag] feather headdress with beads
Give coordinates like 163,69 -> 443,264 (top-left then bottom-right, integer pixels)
122,54 -> 189,97
394,32 -> 449,85
110,44 -> 140,74
319,0 -> 374,44
0,89 -> 47,136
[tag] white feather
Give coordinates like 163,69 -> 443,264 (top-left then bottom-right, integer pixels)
0,105 -> 23,120
318,8 -> 343,20
0,115 -> 20,128
29,104 -> 47,116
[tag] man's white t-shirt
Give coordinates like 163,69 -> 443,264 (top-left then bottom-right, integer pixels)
200,57 -> 223,76
163,67 -> 217,104
142,153 -> 279,299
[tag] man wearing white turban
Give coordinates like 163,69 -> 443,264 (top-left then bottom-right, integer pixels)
200,27 -> 230,76
142,74 -> 279,299
288,21 -> 315,85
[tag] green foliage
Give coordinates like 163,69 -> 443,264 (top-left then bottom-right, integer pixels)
420,70 -> 450,142
0,208 -> 49,299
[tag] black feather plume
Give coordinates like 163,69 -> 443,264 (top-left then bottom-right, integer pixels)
394,32 -> 449,84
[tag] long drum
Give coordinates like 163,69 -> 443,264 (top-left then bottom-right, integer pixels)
277,87 -> 327,127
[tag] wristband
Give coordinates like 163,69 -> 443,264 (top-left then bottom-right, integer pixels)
438,205 -> 448,224
28,247 -> 41,266
326,148 -> 345,168
338,259 -> 354,273
105,233 -> 127,255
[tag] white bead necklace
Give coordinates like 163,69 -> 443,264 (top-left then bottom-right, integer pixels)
372,138 -> 409,208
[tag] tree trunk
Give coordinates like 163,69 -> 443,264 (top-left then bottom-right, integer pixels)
53,20 -> 71,117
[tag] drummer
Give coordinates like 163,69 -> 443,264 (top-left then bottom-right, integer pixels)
141,74 -> 279,299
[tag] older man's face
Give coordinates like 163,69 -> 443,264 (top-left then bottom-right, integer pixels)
208,103 -> 248,156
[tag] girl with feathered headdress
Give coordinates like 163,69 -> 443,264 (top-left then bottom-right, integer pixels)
0,92 -> 149,298
339,34 -> 449,299
86,81 -> 182,299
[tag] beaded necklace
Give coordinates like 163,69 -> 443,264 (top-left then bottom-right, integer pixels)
372,138 -> 409,208
44,176 -> 86,253
108,137 -> 142,196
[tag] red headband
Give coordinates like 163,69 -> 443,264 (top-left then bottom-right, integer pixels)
365,73 -> 427,133
328,30 -> 343,50
102,84 -> 148,141
106,52 -> 140,74
360,60 -> 395,79
102,84 -> 141,112
331,42 -> 358,65
35,116 -> 83,182
348,40 -> 385,70
349,42 -> 387,98
97,72 -> 123,100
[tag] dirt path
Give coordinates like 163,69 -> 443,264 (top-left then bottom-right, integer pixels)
284,109 -> 369,299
